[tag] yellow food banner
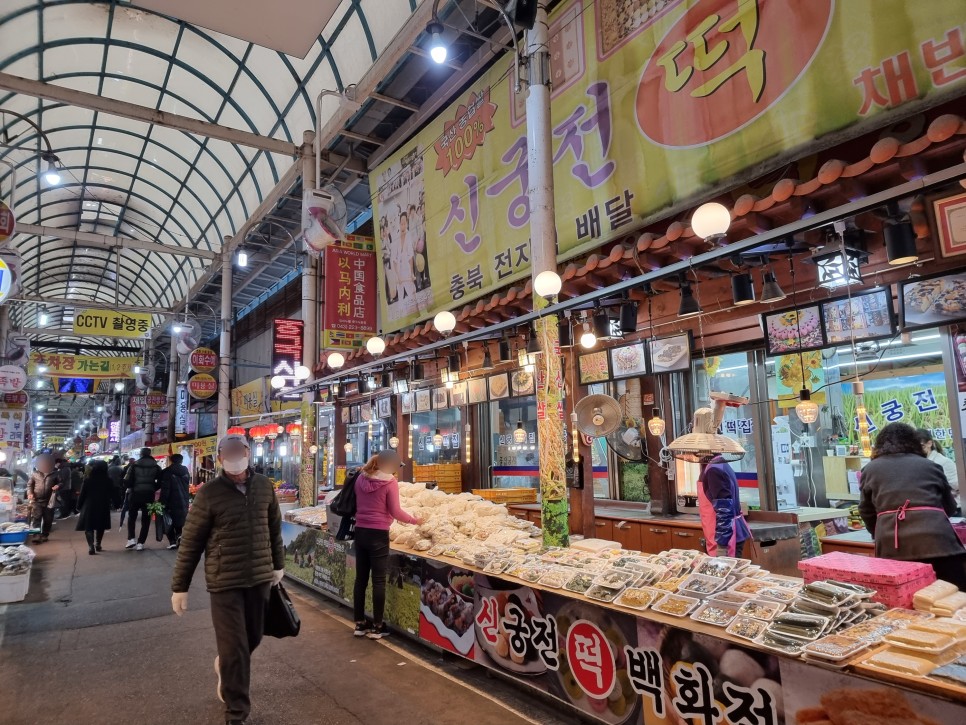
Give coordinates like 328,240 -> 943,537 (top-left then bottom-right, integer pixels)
29,352 -> 139,379
231,377 -> 267,418
371,0 -> 966,332
72,309 -> 151,338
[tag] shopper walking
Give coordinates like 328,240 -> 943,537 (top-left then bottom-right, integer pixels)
27,454 -> 59,544
53,459 -> 71,518
859,423 -> 966,589
69,463 -> 84,515
170,434 -> 284,725
107,455 -> 126,510
77,460 -> 113,554
352,449 -> 422,639
124,447 -> 161,551
160,453 -> 191,549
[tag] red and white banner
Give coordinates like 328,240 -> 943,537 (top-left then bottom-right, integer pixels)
322,238 -> 377,353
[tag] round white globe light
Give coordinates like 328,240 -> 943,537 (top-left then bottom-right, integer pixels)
434,310 -> 457,334
327,352 -> 345,369
533,270 -> 562,298
294,365 -> 311,380
270,375 -> 286,389
366,336 -> 386,356
691,202 -> 731,240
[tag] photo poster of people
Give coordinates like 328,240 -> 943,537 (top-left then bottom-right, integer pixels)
376,146 -> 432,324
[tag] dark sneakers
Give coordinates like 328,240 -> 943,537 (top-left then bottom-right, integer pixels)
353,620 -> 372,637
367,623 -> 390,640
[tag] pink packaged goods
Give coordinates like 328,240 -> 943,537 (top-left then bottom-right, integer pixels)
799,552 -> 936,609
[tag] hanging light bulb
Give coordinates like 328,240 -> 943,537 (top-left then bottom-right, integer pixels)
533,270 -> 562,299
433,429 -> 444,447
427,21 -> 447,64
38,307 -> 49,326
366,336 -> 386,356
796,389 -> 819,424
42,154 -> 62,185
513,421 -> 527,444
388,435 -> 399,450
327,352 -> 345,369
579,321 -> 597,349
433,310 -> 456,335
309,444 -> 319,455
464,423 -> 471,464
236,249 -> 248,268
114,381 -> 125,392
344,441 -> 353,454
647,408 -> 666,437
571,411 -> 580,463
854,381 -> 872,457
691,202 -> 731,241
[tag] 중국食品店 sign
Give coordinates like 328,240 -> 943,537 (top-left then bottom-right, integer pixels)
72,310 -> 151,338
322,237 -> 377,352
370,0 -> 966,332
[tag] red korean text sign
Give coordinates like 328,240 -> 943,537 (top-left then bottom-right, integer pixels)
272,318 -> 304,399
322,239 -> 377,352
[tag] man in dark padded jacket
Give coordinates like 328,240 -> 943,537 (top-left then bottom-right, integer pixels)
170,434 -> 284,725
124,447 -> 161,550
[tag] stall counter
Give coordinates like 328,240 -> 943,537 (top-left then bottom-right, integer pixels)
280,519 -> 966,724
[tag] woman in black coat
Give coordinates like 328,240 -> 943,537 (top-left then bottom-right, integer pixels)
859,423 -> 966,589
77,460 -> 113,555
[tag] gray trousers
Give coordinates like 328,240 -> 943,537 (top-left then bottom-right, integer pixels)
210,583 -> 271,723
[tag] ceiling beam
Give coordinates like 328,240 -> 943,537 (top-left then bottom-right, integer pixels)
8,222 -> 218,260
11,295 -> 172,315
0,72 -> 298,157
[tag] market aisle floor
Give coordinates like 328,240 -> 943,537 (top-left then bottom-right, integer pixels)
0,523 -> 572,725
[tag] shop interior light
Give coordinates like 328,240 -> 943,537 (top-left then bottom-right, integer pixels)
647,408 -> 666,437
678,282 -> 702,317
427,21 -> 447,63
295,365 -> 311,380
480,343 -> 494,370
533,269 -> 562,299
114,381 -> 124,392
759,269 -> 786,303
513,421 -> 527,445
579,321 -> 597,349
433,429 -> 444,447
498,338 -> 512,362
691,201 -> 731,241
309,444 -> 319,454
731,272 -> 756,306
95,405 -> 103,413
811,223 -> 866,288
388,436 -> 399,450
331,381 -> 340,396
236,249 -> 248,268
592,306 -> 611,339
366,335 -> 386,356
795,388 -> 819,424
433,309 -> 456,335
37,364 -> 48,373
133,364 -> 142,374
271,375 -> 286,389
42,154 -> 61,185
884,212 -> 918,265
344,441 -> 353,454
39,307 -> 49,326
619,299 -> 638,334
279,443 -> 288,457
366,376 -> 377,390
327,352 -> 345,369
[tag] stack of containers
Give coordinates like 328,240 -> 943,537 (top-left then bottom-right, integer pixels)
799,552 -> 936,609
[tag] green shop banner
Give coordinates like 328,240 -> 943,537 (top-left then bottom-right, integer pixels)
371,0 -> 966,332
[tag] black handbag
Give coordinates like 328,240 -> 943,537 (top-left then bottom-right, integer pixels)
264,582 -> 301,639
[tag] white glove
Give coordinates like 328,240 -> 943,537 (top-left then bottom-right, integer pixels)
272,569 -> 285,586
171,592 -> 188,616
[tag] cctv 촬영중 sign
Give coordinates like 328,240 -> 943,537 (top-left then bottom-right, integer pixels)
72,310 -> 151,339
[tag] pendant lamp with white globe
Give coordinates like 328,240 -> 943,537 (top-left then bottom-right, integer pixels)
691,202 -> 731,242
533,270 -> 562,299
327,352 -> 345,369
434,310 -> 457,335
366,335 -> 386,356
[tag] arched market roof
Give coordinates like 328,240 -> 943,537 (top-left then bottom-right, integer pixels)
0,0 -> 420,328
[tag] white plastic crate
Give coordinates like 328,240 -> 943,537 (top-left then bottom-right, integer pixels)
0,571 -> 30,603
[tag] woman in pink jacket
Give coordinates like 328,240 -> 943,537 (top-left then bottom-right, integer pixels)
352,450 -> 421,639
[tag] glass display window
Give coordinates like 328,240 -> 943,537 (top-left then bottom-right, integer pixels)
408,408 -> 462,465
489,395 -> 538,489
345,419 -> 389,469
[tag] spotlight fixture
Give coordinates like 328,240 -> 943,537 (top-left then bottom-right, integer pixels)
382,372 -> 391,389
678,281 -> 702,318
810,223 -> 867,288
579,321 -> 597,349
647,408 -> 666,437
366,335 -> 386,356
691,202 -> 730,241
498,338 -> 512,362
236,249 -> 248,268
884,209 -> 918,265
592,306 -> 611,339
619,299 -> 638,334
433,310 -> 456,335
327,352 -> 345,369
533,270 -> 562,299
558,314 -> 573,347
448,353 -> 461,374
759,269 -> 786,303
427,21 -> 447,64
526,324 -> 540,355
795,389 -> 819,424
480,344 -> 494,370
731,272 -> 756,306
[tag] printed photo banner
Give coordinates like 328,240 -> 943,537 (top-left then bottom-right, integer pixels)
371,0 -> 966,332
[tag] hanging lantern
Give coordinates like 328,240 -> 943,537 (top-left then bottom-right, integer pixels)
227,426 -> 246,436
464,423 -> 471,464
344,441 -> 353,454
388,435 -> 399,449
252,425 -> 267,442
647,408 -> 666,437
513,421 -> 527,444
285,422 -> 302,436
266,426 -> 279,440
795,389 -> 819,425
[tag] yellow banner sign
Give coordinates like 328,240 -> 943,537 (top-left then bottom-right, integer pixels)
43,436 -> 65,445
371,0 -> 966,332
231,377 -> 267,418
72,310 -> 151,338
178,435 -> 217,458
29,352 -> 139,379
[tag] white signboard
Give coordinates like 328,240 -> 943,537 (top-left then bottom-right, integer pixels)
0,364 -> 27,393
175,384 -> 189,436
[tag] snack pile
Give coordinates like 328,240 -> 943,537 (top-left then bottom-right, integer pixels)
0,543 -> 35,576
284,506 -> 328,528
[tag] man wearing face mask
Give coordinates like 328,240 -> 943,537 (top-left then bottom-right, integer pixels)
170,434 -> 284,725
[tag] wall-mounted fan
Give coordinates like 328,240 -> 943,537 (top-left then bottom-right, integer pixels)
573,394 -> 622,438
605,378 -> 646,460
302,185 -> 348,255
4,333 -> 30,366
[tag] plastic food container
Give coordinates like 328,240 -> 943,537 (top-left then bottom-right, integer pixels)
0,531 -> 29,546
690,601 -> 740,627
651,593 -> 700,617
726,616 -> 768,642
802,635 -> 869,662
0,571 -> 30,603
615,587 -> 663,611
738,599 -> 784,621
678,573 -> 727,597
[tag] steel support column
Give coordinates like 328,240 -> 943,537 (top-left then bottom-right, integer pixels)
300,132 -> 318,506
218,240 -> 233,440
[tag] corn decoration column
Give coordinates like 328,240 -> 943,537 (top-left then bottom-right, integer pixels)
526,4 -> 568,547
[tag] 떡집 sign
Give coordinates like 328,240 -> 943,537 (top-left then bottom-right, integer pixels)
322,237 -> 377,353
72,310 -> 151,339
371,0 -> 966,332
272,319 -> 304,399
29,353 -> 139,379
